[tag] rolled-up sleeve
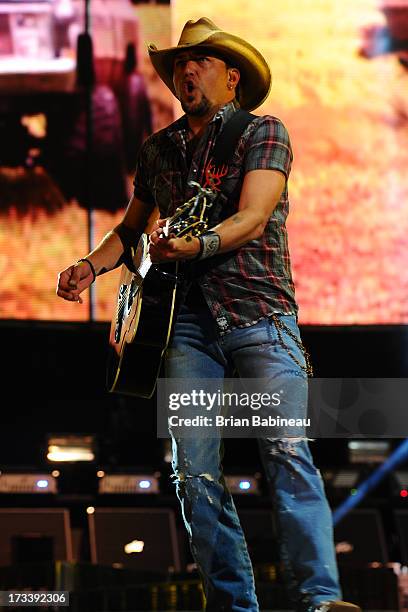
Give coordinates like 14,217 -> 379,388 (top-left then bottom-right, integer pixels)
244,116 -> 293,180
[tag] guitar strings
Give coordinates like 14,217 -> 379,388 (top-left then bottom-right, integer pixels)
114,194 -> 214,335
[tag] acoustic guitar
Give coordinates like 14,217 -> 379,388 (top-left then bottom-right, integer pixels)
107,181 -> 216,398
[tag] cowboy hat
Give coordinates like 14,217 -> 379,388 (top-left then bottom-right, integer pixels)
147,17 -> 271,111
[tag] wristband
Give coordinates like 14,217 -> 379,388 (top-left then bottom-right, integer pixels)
77,258 -> 96,283
197,232 -> 221,260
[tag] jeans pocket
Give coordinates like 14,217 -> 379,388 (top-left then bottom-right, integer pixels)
233,318 -> 272,348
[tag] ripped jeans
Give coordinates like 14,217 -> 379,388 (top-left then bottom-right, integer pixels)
165,299 -> 341,611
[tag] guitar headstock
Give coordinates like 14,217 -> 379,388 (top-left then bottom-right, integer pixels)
168,181 -> 217,238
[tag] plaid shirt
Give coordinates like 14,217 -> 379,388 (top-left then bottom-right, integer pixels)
133,101 -> 298,335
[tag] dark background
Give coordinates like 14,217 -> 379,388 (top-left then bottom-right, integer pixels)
1,322 -> 408,571
2,321 -> 407,470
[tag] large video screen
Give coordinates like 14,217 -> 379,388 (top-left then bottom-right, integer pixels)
0,0 -> 172,321
1,0 -> 407,324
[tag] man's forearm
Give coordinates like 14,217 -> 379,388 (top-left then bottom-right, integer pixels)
150,207 -> 269,263
81,195 -> 156,276
83,230 -> 125,276
211,208 -> 267,254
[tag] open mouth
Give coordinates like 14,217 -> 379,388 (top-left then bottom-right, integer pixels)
183,80 -> 196,95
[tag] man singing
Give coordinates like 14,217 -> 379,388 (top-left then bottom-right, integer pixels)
57,17 -> 360,612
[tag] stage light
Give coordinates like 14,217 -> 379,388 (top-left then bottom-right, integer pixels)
322,470 -> 360,490
124,540 -> 145,554
225,475 -> 260,495
139,480 -> 151,489
87,506 -> 95,515
98,473 -> 160,494
239,480 -> 251,490
369,562 -> 382,569
47,435 -> 95,463
348,440 -> 390,464
335,541 -> 354,554
333,470 -> 359,488
400,490 -> 408,498
0,472 -> 57,494
36,479 -> 49,489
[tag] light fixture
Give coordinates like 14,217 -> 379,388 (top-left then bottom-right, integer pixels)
0,472 -> 57,494
332,470 -> 359,488
239,480 -> 251,490
322,469 -> 360,491
98,473 -> 160,494
393,471 -> 408,497
138,480 -> 151,489
47,435 -> 95,463
348,440 -> 390,464
124,540 -> 145,554
36,479 -> 49,489
225,475 -> 260,495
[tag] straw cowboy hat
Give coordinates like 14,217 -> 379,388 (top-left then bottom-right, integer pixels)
147,17 -> 271,111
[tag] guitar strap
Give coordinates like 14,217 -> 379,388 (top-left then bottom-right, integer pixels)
211,108 -> 256,171
182,109 -> 257,286
197,108 -> 257,231
201,109 -> 256,197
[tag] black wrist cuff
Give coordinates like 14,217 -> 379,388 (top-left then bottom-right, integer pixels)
77,258 -> 96,282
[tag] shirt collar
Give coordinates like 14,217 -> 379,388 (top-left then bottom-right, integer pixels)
167,100 -> 240,141
209,99 -> 240,126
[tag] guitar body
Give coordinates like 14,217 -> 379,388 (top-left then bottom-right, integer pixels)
107,235 -> 178,398
106,182 -> 216,398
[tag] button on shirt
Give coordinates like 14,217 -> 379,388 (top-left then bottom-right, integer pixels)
133,101 -> 298,334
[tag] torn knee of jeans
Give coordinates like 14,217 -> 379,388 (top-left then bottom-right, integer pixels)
266,437 -> 305,456
171,473 -> 219,508
171,472 -> 216,484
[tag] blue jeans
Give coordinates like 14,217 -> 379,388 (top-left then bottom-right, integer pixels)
165,297 -> 341,611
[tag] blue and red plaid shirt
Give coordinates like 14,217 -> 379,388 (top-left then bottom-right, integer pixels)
133,101 -> 298,334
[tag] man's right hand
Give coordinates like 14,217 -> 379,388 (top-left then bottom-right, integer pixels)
56,260 -> 94,303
